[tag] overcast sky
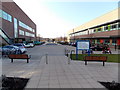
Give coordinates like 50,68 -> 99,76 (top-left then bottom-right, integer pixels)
13,0 -> 118,38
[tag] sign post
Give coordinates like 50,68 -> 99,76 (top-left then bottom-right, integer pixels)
76,40 -> 90,59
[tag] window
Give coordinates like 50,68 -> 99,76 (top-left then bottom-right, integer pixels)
14,18 -> 18,38
104,39 -> 110,44
0,9 -> 2,17
19,30 -> 24,35
112,39 -> 117,45
110,23 -> 117,30
25,32 -> 35,37
2,11 -> 7,20
98,28 -> 101,32
19,21 -> 34,32
104,26 -> 108,31
7,14 -> 12,22
0,9 -> 12,22
32,29 -> 35,32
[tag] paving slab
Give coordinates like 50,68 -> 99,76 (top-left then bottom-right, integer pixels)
2,45 -> 118,89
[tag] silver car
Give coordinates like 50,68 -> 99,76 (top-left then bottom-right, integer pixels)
1,45 -> 21,55
13,43 -> 27,54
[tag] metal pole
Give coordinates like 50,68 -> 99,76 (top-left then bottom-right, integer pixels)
68,53 -> 70,64
46,54 -> 48,64
70,50 -> 75,60
64,48 -> 66,55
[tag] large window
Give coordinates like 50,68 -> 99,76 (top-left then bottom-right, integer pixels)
2,11 -> 7,20
19,21 -> 34,32
19,30 -> 24,35
25,32 -> 35,37
0,9 -> 12,22
7,14 -> 12,22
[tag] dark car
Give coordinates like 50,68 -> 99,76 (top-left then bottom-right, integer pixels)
13,43 -> 27,54
70,42 -> 77,47
90,44 -> 104,51
1,45 -> 21,55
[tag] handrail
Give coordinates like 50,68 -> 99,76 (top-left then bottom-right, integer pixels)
0,28 -> 13,44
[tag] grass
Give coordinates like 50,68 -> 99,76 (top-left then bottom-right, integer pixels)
70,54 -> 120,63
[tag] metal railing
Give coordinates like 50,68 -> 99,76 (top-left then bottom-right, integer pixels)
0,28 -> 13,45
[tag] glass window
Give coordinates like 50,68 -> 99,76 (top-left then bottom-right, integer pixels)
0,9 -> 2,18
33,29 -> 35,32
2,11 -> 7,20
1,10 -> 12,22
7,14 -> 12,22
98,28 -> 101,32
25,32 -> 35,37
19,21 -> 34,32
19,30 -> 24,35
14,18 -> 18,38
104,26 -> 108,31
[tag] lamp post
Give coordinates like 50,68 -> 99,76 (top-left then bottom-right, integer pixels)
73,28 -> 75,42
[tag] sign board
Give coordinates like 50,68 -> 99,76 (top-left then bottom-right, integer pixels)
77,41 -> 90,50
76,40 -> 90,59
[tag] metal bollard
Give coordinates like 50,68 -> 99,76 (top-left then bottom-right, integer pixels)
46,54 -> 48,64
68,53 -> 70,64
70,50 -> 75,60
64,48 -> 66,55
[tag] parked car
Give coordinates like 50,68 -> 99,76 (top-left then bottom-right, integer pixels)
90,44 -> 104,51
24,43 -> 34,48
1,45 -> 21,55
13,43 -> 27,54
33,41 -> 41,45
70,42 -> 77,47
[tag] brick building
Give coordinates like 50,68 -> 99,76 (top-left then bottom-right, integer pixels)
0,1 -> 36,44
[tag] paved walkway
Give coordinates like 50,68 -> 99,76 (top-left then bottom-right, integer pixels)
2,44 -> 119,89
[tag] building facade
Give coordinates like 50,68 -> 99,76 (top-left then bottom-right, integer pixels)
0,1 -> 36,44
68,8 -> 120,48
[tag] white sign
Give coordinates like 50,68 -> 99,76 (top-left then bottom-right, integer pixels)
77,41 -> 90,50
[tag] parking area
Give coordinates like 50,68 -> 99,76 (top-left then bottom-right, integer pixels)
1,43 -> 119,88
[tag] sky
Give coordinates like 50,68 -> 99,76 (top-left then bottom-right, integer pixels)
13,0 -> 119,38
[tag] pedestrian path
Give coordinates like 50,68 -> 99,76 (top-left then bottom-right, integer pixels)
26,55 -> 118,88
2,44 -> 119,89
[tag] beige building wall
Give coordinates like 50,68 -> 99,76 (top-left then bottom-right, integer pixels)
67,8 -> 120,41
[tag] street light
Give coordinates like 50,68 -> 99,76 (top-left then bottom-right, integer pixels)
73,28 -> 75,42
